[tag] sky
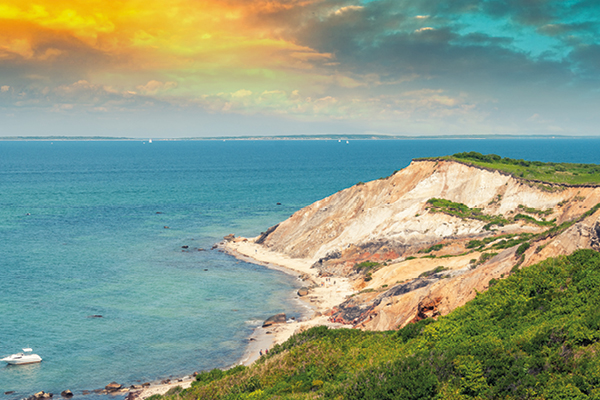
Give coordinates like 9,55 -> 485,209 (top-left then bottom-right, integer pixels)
0,0 -> 599,138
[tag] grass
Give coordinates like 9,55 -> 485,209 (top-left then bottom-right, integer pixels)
426,198 -> 510,228
418,265 -> 448,278
417,151 -> 600,185
418,243 -> 444,253
426,198 -> 556,232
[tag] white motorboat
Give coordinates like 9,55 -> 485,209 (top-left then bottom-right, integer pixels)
1,348 -> 42,365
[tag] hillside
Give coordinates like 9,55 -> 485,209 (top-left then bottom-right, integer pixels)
155,249 -> 600,399
227,154 -> 600,332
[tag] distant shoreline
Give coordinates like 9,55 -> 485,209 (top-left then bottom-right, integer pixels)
0,134 -> 589,141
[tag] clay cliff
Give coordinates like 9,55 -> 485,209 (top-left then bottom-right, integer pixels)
233,159 -> 600,331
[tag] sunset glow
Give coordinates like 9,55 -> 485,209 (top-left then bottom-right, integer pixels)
1,0 -> 599,137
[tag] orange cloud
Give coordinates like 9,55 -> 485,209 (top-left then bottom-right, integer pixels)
0,0 -> 328,73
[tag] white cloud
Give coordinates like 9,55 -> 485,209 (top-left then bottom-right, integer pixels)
137,80 -> 177,95
231,89 -> 252,98
1,85 -> 9,92
334,6 -> 364,15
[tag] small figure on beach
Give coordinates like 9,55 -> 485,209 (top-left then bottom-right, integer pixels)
265,348 -> 269,354
259,349 -> 263,356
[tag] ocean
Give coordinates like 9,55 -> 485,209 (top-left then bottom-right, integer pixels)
2,138 -> 600,397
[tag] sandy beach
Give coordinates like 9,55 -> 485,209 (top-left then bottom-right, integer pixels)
134,237 -> 355,399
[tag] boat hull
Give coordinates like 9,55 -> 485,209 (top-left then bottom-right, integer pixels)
1,354 -> 42,365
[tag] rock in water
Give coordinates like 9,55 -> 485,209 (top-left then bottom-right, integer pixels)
60,391 -> 73,398
297,287 -> 309,296
262,313 -> 286,327
105,382 -> 122,392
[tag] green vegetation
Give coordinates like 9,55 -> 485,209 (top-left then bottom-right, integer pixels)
426,198 -> 510,228
514,213 -> 556,227
475,252 -> 498,266
518,204 -> 553,216
418,151 -> 600,185
354,261 -> 382,282
426,197 -> 557,232
419,243 -> 444,253
157,250 -> 600,399
353,261 -> 381,272
516,242 -> 530,256
419,265 -> 448,278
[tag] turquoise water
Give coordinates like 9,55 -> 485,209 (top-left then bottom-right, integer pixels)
2,139 -> 600,397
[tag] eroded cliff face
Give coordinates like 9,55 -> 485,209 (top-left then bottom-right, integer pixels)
252,160 -> 600,331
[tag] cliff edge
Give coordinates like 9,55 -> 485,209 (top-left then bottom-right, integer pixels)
226,159 -> 600,331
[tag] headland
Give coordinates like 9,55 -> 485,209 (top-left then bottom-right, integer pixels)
139,152 -> 600,399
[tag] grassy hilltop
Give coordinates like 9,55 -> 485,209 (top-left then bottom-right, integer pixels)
417,152 -> 600,186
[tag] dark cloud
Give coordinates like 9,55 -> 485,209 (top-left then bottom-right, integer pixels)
570,43 -> 600,78
537,21 -> 598,36
481,0 -> 558,26
0,19 -> 116,87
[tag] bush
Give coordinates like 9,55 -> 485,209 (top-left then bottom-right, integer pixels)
516,242 -> 531,256
419,243 -> 444,253
419,266 -> 447,278
345,355 -> 438,400
395,319 -> 435,343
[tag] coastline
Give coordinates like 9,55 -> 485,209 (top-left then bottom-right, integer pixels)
134,237 -> 355,399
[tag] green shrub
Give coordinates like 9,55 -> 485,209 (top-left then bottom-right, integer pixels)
466,239 -> 484,249
419,243 -> 444,253
195,368 -> 225,384
345,355 -> 438,400
354,261 -> 381,272
516,242 -> 531,256
395,319 -> 435,343
165,386 -> 183,396
418,266 -> 447,278
426,198 -> 509,227
476,252 -> 498,265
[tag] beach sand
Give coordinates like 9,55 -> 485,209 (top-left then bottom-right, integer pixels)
135,238 -> 354,399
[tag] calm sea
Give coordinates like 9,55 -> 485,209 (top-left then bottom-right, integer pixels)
1,139 -> 600,397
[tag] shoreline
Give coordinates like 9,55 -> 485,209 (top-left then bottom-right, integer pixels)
134,237 -> 355,399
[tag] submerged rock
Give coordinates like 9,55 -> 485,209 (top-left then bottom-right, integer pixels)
60,390 -> 73,398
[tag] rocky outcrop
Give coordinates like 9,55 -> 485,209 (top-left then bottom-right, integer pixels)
244,159 -> 600,331
262,313 -> 286,328
105,382 -> 122,392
